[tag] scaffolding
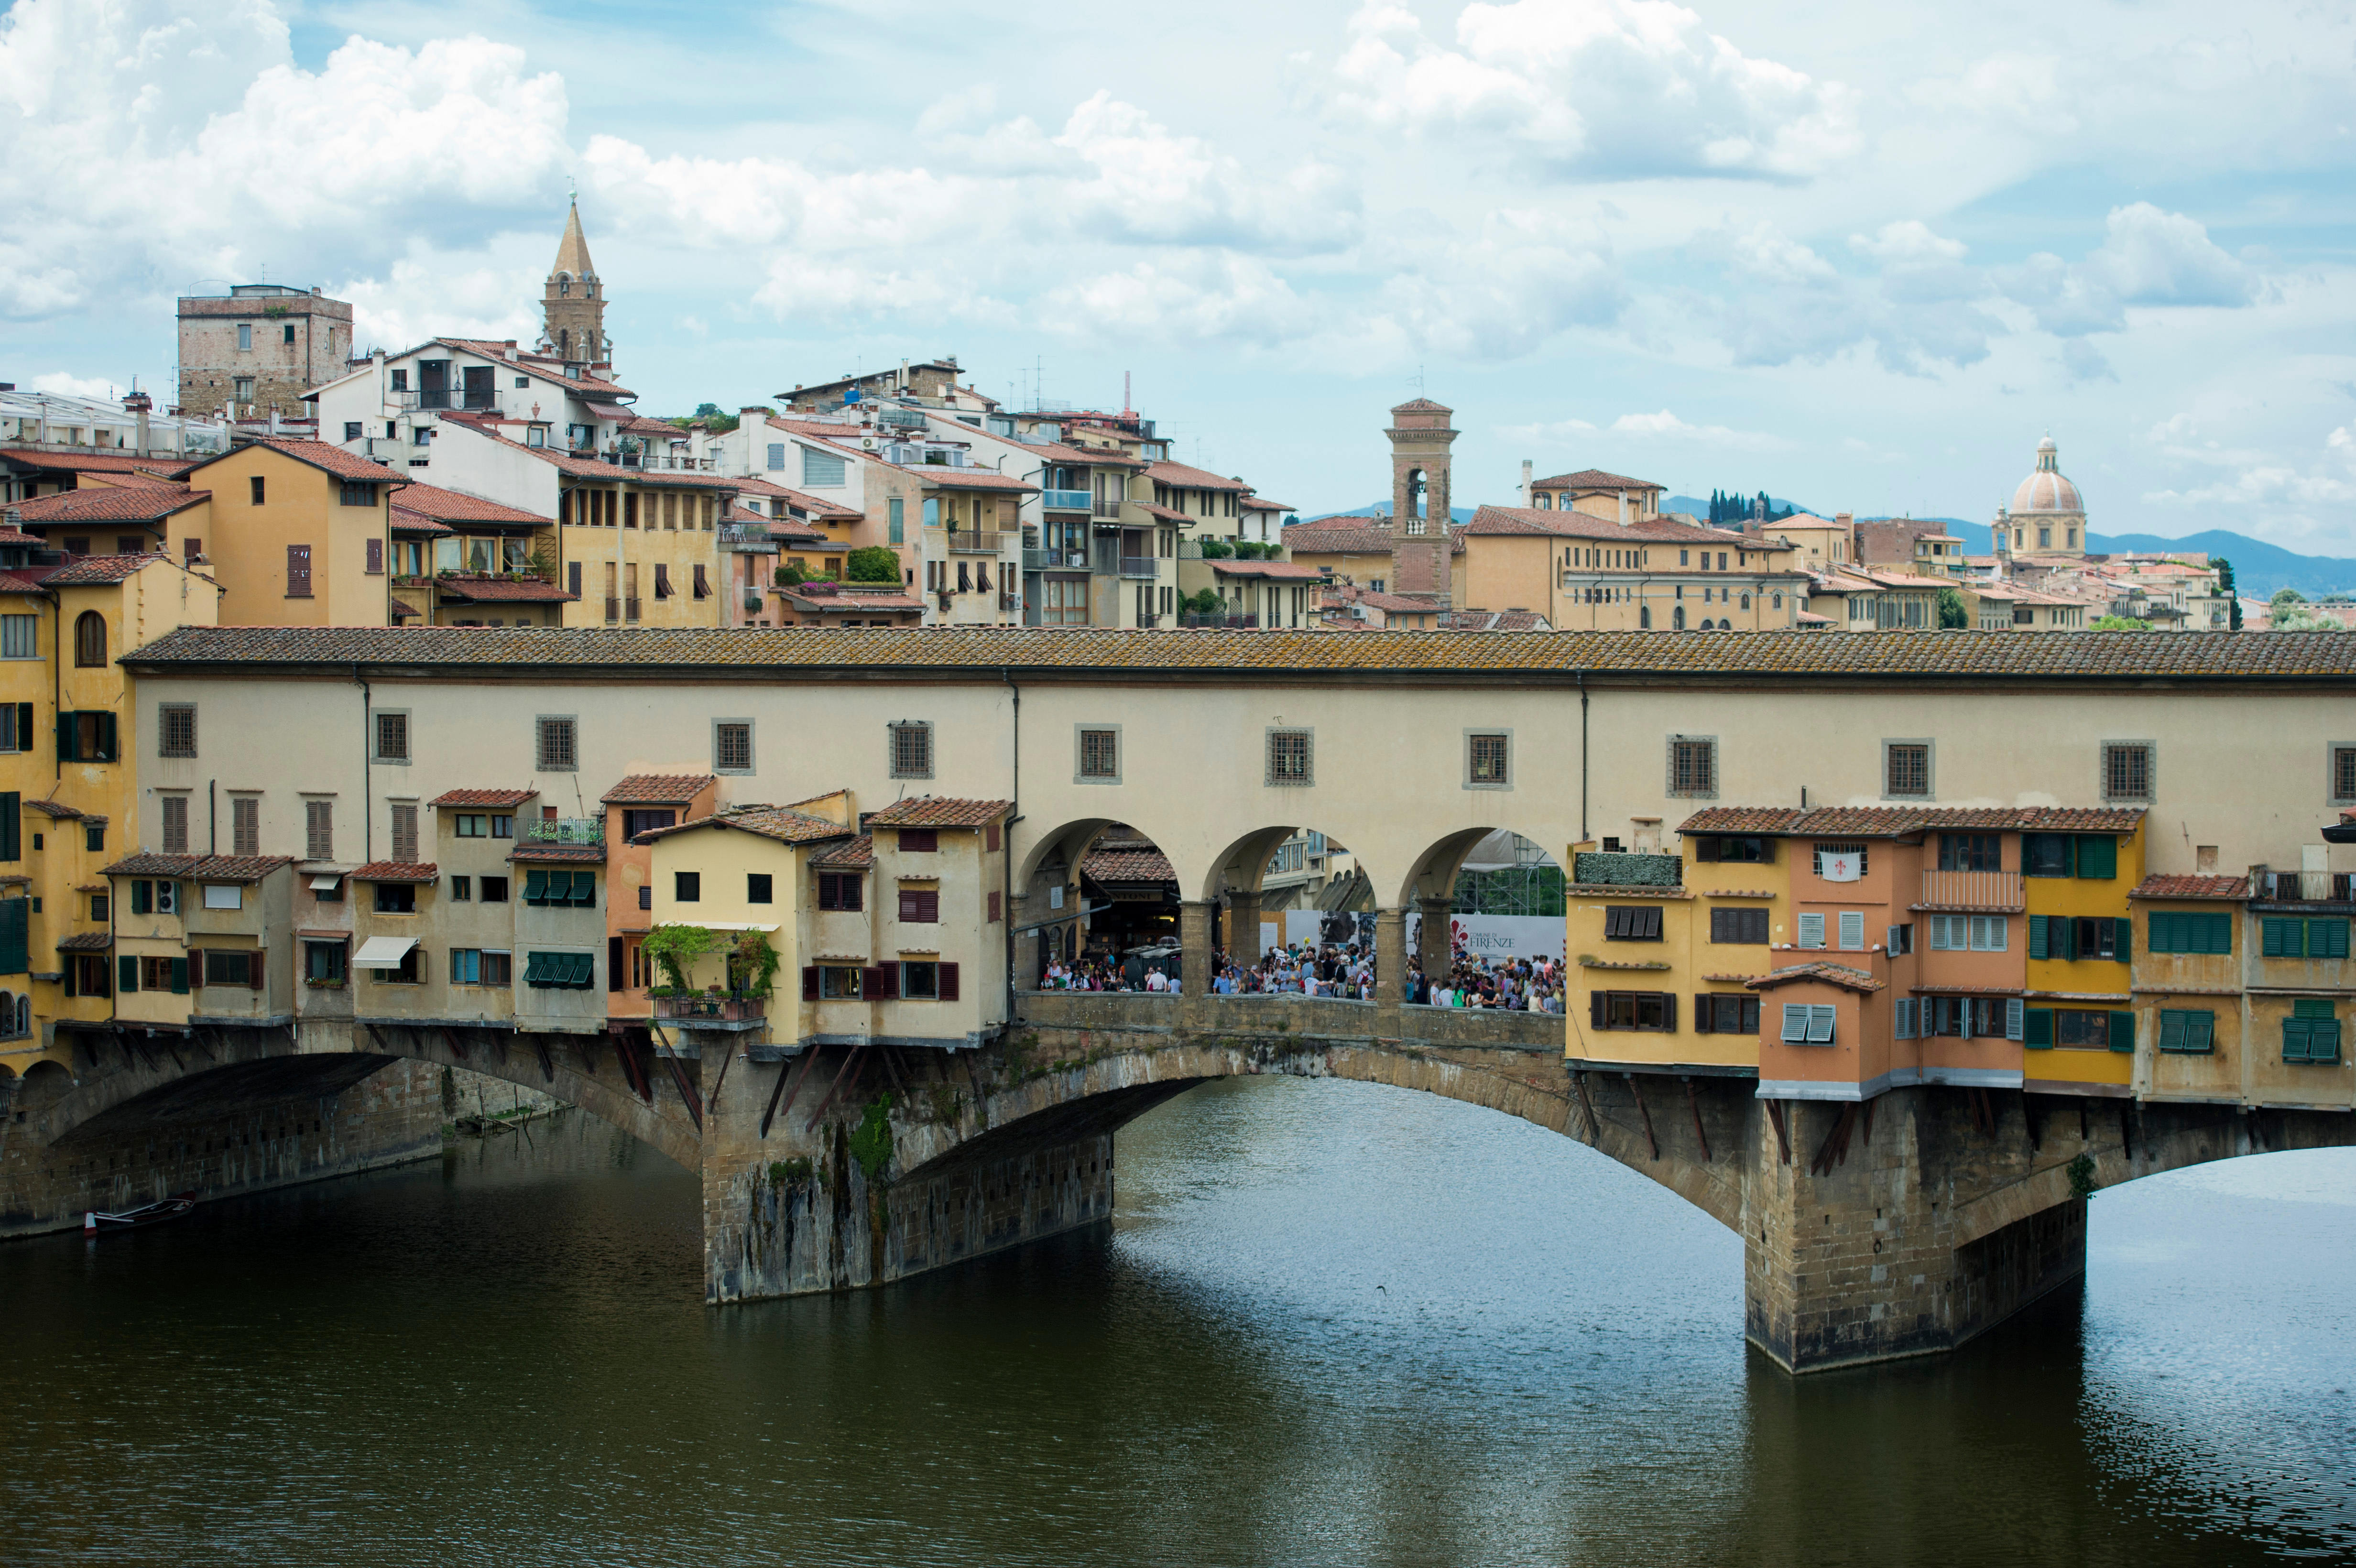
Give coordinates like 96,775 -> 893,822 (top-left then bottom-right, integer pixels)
1451,831 -> 1565,916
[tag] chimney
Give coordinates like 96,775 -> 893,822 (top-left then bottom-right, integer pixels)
1618,490 -> 1630,527
1519,459 -> 1532,507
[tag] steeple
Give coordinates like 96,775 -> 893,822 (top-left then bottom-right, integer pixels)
541,198 -> 609,369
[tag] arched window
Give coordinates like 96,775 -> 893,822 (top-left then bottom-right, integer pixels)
13,995 -> 24,1036
1639,605 -> 1651,629
74,610 -> 105,667
1740,593 -> 1751,610
558,272 -> 571,296
1672,606 -> 1685,631
1772,593 -> 1782,610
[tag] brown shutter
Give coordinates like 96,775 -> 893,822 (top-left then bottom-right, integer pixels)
801,966 -> 819,1001
938,962 -> 958,1001
365,538 -> 384,574
898,889 -> 918,923
247,949 -> 263,989
1694,993 -> 1710,1033
1589,991 -> 1603,1027
286,544 -> 311,596
608,936 -> 623,992
871,964 -> 898,1000
915,890 -> 939,923
1662,993 -> 1677,1031
988,891 -> 1001,923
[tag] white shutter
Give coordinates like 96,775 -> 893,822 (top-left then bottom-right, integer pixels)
1797,913 -> 1825,949
1895,998 -> 1915,1039
1781,1003 -> 1809,1043
1806,1004 -> 1836,1044
1887,925 -> 1903,955
800,447 -> 847,487
766,443 -> 785,471
1838,911 -> 1865,950
2006,997 -> 2025,1041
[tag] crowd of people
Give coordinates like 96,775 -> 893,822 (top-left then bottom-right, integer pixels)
1038,934 -> 1567,1013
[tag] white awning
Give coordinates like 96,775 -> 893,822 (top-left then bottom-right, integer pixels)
691,922 -> 777,933
309,874 -> 343,892
351,936 -> 417,969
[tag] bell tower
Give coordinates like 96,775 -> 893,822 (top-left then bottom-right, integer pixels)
541,198 -> 608,369
1386,397 -> 1457,608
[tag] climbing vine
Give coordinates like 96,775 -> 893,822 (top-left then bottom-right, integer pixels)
641,923 -> 714,992
729,929 -> 781,997
2067,1153 -> 2098,1200
848,1092 -> 894,1183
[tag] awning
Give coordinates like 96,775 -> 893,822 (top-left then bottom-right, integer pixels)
690,922 -> 777,933
310,874 -> 344,892
351,936 -> 417,969
524,950 -> 596,989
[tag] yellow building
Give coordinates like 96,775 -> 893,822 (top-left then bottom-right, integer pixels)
2021,820 -> 2145,1094
1462,506 -> 1805,631
386,481 -> 569,628
176,440 -> 403,624
1957,581 -> 2091,631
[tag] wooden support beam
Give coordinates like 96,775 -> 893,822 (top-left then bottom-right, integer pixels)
2022,1091 -> 2040,1154
1809,1103 -> 1859,1177
1859,1096 -> 1876,1150
1624,1073 -> 1659,1161
1766,1099 -> 1791,1165
438,1025 -> 468,1063
1681,1077 -> 1711,1164
807,1045 -> 868,1130
876,1045 -> 908,1098
764,1048 -> 823,1139
531,1036 -> 555,1084
706,1044 -> 734,1117
661,1051 -> 704,1132
2119,1102 -> 2134,1162
1571,1070 -> 1599,1142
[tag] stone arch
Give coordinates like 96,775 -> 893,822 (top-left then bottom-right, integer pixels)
1014,816 -> 1185,975
1198,822 -> 1387,961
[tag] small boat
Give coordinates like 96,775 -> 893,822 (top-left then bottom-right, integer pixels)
83,1193 -> 198,1234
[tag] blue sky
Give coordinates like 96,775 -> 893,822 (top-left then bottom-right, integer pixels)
5,0 -> 2355,545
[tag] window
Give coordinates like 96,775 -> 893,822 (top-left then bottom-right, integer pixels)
1779,1003 -> 1836,1045
1603,905 -> 1663,941
2023,834 -> 2073,877
2336,745 -> 2356,806
766,443 -> 786,471
675,871 -> 701,902
338,481 -> 374,508
159,704 -> 197,759
1590,991 -> 1675,1031
162,795 -> 188,854
818,872 -> 862,912
2262,917 -> 2350,959
1668,737 -> 1715,797
1078,727 -> 1120,783
694,564 -> 709,599
0,615 -> 33,659
899,888 -> 940,923
2052,1008 -> 2132,1051
231,796 -> 259,857
1694,994 -> 1759,1034
714,720 -> 753,773
1938,834 -> 2000,872
450,875 -> 472,901
1811,843 -> 1867,878
2102,741 -> 2153,801
801,448 -> 847,487
374,882 -> 416,914
2283,999 -> 2342,1064
523,951 -> 592,990
622,809 -> 676,840
1837,911 -> 1865,950
1267,728 -> 1313,786
2148,911 -> 2233,955
390,803 -> 418,863
1467,731 -> 1510,788
248,475 -> 266,506
1884,742 -> 1930,797
73,611 -> 105,667
237,323 -> 252,352
305,941 -> 346,983
897,829 -> 938,854
375,711 -> 409,763
901,960 -> 939,999
481,876 -> 509,903
654,564 -> 672,598
58,710 -> 118,762
454,814 -> 490,838
1796,912 -> 1826,948
818,965 -> 863,999
1693,835 -> 1771,865
1709,906 -> 1769,945
747,873 -> 773,904
369,942 -> 421,984
450,949 -> 513,986
889,721 -> 932,780
2158,1009 -> 2216,1055
202,949 -> 256,988
1971,915 -> 2007,950
2072,917 -> 2121,960
536,716 -> 577,772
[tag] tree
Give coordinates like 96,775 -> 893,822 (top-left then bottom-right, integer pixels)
845,546 -> 901,583
2269,603 -> 2334,632
2211,556 -> 2241,630
2089,615 -> 2153,632
2271,586 -> 2308,612
1936,588 -> 1969,629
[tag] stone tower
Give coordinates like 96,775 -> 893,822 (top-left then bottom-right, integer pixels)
1386,397 -> 1457,608
541,199 -> 608,367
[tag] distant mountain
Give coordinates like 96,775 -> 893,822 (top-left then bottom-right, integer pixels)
1307,504 -> 1479,524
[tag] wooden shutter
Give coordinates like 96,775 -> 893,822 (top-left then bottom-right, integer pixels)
2262,918 -> 2297,958
97,711 -> 117,761
391,804 -> 418,863
2022,1008 -> 2052,1048
287,544 -> 312,595
2006,998 -> 2024,1041
1661,992 -> 1676,1031
2201,913 -> 2232,956
0,898 -> 25,975
609,936 -> 624,992
1797,912 -> 1824,948
2075,835 -> 2116,880
2114,918 -> 2133,961
170,956 -> 188,994
366,538 -> 384,574
1780,1004 -> 1808,1043
1590,991 -> 1603,1027
2107,1011 -> 2135,1052
12,703 -> 28,754
2147,912 -> 2175,953
988,891 -> 1001,923
871,964 -> 899,1000
938,962 -> 958,1001
2313,920 -> 2350,960
119,955 -> 139,994
802,966 -> 819,1001
247,950 -> 263,989
1694,993 -> 1712,1032
0,791 -> 16,861
2157,1011 -> 2186,1053
2027,914 -> 2048,960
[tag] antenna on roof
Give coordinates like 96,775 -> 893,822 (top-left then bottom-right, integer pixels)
1123,370 -> 1132,416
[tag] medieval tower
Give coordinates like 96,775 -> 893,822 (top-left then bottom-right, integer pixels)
1387,397 -> 1458,608
540,199 -> 609,368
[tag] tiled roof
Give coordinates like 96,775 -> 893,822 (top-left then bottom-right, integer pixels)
1747,962 -> 1885,993
730,475 -> 862,519
634,805 -> 849,846
388,481 -> 551,527
0,449 -> 197,478
1680,805 -> 2147,838
510,842 -> 607,862
119,626 -> 2356,681
1331,586 -> 1440,613
432,577 -> 578,604
56,931 -> 113,951
4,487 -> 207,525
1533,469 -> 1659,491
429,788 -> 537,808
1390,397 -> 1453,414
43,554 -> 171,585
101,853 -> 291,882
429,338 -> 634,400
600,773 -> 716,805
1285,520 -> 1463,556
1210,559 -> 1327,581
1466,504 -> 1789,552
22,798 -> 84,819
1240,496 -> 1295,512
769,516 -> 831,544
440,415 -> 741,490
1083,848 -> 1176,882
1137,502 -> 1191,524
390,599 -> 422,618
917,468 -> 1037,493
1441,610 -> 1551,631
350,860 -> 440,882
0,526 -> 40,546
2129,874 -> 2252,901
190,438 -> 401,484
810,833 -> 873,869
1145,460 -> 1252,492
389,512 -> 455,537
780,586 -> 926,612
867,796 -> 1013,828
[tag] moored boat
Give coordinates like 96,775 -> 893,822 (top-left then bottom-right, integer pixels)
83,1193 -> 198,1234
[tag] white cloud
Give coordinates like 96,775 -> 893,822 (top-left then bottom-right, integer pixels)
1607,408 -> 1787,449
2002,203 -> 2256,337
24,372 -> 124,399
338,257 -> 543,354
1327,0 -> 1859,178
1848,221 -> 1965,265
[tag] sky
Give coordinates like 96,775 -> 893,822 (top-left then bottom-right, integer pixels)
3,0 -> 2355,546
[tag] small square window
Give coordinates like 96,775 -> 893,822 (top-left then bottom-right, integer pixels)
1266,728 -> 1312,786
1884,741 -> 1930,798
374,711 -> 409,763
1467,732 -> 1510,788
480,876 -> 509,903
747,873 -> 773,904
714,720 -> 753,773
1668,737 -> 1715,797
1078,727 -> 1119,782
2102,741 -> 2153,801
888,721 -> 932,780
675,871 -> 700,902
537,716 -> 578,772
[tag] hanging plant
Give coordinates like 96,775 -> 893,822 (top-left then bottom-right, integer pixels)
728,929 -> 781,998
640,923 -> 714,991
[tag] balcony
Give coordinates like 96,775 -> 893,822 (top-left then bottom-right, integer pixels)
1024,548 -> 1088,572
878,408 -> 927,429
947,530 -> 1005,555
531,817 -> 604,845
719,523 -> 779,553
419,388 -> 502,413
1119,556 -> 1158,579
652,992 -> 767,1028
1093,494 -> 1124,520
1039,488 -> 1092,512
1918,869 -> 2024,911
638,453 -> 716,472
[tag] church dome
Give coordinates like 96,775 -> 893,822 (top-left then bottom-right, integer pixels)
2010,435 -> 2083,515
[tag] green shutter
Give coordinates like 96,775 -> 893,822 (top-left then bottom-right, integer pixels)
573,871 -> 599,907
524,951 -> 554,987
2147,912 -> 2177,953
2263,918 -> 2299,958
2107,1010 -> 2135,1052
170,956 -> 188,994
572,952 -> 596,987
130,880 -> 150,915
2076,835 -> 2116,880
2114,917 -> 2133,962
118,954 -> 138,994
2157,1011 -> 2187,1053
2061,837 -> 2077,877
96,711 -> 117,762
2183,1011 -> 2214,1054
2056,918 -> 2077,961
2283,1018 -> 2313,1062
2023,1008 -> 2053,1048
0,897 -> 25,975
522,869 -> 549,905
2196,912 -> 2232,955
55,712 -> 75,763
0,791 -> 17,862
2314,1020 -> 2344,1063
2029,914 -> 2049,960
2293,998 -> 2334,1020
2310,919 -> 2349,960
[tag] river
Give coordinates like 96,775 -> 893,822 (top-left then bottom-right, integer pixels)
2,1076 -> 2351,1566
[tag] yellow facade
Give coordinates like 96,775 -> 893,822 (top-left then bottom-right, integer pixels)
554,481 -> 731,627
2021,828 -> 2143,1090
173,444 -> 394,625
1565,840 -> 1786,1072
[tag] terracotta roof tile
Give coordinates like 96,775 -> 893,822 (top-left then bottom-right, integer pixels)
1240,496 -> 1295,512
0,450 -> 198,478
5,488 -> 207,525
56,931 -> 113,951
389,481 -> 551,527
1210,559 -> 1327,581
101,853 -> 291,882
1746,961 -> 1885,993
22,799 -> 84,819
120,626 -> 2356,682
431,577 -> 578,604
635,805 -> 849,846
351,860 -> 440,882
1389,397 -> 1453,414
189,438 -> 401,484
867,796 -> 1013,828
1082,848 -> 1175,882
2130,874 -> 2252,901
600,773 -> 717,806
509,842 -> 607,862
1144,460 -> 1251,492
1533,468 -> 1658,491
810,833 -> 873,869
918,469 -> 1037,493
440,415 -> 740,489
42,553 -> 174,586
1467,504 -> 1790,552
429,788 -> 538,808
1680,805 -> 2147,838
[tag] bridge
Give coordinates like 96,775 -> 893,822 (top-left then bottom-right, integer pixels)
11,985 -> 2349,1374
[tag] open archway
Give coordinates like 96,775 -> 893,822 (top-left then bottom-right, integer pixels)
1016,817 -> 1184,991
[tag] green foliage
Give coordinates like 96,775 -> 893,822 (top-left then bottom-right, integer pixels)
768,1157 -> 814,1188
2067,1152 -> 2098,1200
1936,587 -> 1969,630
640,923 -> 714,991
1707,488 -> 1796,526
847,1093 -> 894,1183
844,545 -> 901,583
2209,556 -> 2243,630
1180,588 -> 1225,619
1231,540 -> 1276,560
2088,615 -> 2153,632
2269,603 -> 2336,632
729,930 -> 781,998
1195,538 -> 1234,559
2271,586 -> 2307,610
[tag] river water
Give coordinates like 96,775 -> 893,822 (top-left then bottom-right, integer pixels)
3,1078 -> 2351,1566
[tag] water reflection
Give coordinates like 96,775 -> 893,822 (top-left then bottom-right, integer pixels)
0,1078 -> 2348,1566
